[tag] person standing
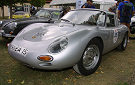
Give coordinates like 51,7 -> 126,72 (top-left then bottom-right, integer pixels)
81,0 -> 95,8
108,0 -> 122,13
30,5 -> 35,15
118,0 -> 135,40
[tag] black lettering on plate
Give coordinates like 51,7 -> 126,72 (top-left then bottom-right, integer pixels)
22,49 -> 28,55
15,47 -> 21,52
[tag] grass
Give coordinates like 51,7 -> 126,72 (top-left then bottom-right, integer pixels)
0,37 -> 135,85
116,82 -> 129,85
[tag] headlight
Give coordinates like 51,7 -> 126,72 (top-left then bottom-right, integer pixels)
14,22 -> 17,26
0,21 -> 2,28
0,21 -> 2,24
8,22 -> 17,29
49,37 -> 68,53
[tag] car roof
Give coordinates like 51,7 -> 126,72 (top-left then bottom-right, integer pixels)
74,8 -> 101,11
40,8 -> 61,11
72,8 -> 115,15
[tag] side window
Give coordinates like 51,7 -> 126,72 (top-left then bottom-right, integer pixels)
106,14 -> 115,27
51,11 -> 60,19
115,17 -> 120,26
44,11 -> 51,18
82,13 -> 101,26
87,13 -> 100,25
38,10 -> 45,17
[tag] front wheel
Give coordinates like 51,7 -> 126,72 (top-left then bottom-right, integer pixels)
73,39 -> 102,76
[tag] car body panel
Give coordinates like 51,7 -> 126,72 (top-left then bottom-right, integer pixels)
9,11 -> 30,19
8,9 -> 128,70
0,8 -> 61,38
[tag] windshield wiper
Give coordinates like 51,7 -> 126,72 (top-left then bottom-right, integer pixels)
61,19 -> 75,26
61,19 -> 70,22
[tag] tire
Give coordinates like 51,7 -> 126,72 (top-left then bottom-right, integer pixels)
73,39 -> 102,76
130,26 -> 135,34
117,33 -> 128,50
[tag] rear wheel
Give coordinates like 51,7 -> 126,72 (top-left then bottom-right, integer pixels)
73,39 -> 102,76
130,26 -> 135,34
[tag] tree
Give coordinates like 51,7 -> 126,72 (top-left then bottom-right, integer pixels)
0,0 -> 29,18
29,0 -> 46,8
0,1 -> 7,18
19,0 -> 29,6
5,0 -> 19,18
4,0 -> 28,18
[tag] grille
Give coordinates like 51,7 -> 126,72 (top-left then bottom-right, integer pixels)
2,25 -> 12,34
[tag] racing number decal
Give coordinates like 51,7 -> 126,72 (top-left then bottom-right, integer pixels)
113,29 -> 118,43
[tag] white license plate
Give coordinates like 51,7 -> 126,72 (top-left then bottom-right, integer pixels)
10,45 -> 28,56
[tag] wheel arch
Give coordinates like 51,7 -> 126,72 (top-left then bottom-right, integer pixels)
73,36 -> 104,75
90,37 -> 104,54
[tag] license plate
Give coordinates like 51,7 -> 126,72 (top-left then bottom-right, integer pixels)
10,45 -> 28,56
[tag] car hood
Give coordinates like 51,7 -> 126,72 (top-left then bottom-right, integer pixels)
1,19 -> 15,27
15,23 -> 77,42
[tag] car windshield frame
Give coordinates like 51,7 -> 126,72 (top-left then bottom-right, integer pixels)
61,10 -> 102,25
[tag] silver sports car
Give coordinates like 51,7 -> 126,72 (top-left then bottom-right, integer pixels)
8,9 -> 128,76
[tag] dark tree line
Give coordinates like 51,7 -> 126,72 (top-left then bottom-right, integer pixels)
29,0 -> 46,9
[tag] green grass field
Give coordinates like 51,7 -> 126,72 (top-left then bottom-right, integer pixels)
0,37 -> 135,85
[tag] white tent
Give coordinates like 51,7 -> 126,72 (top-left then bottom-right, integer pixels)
94,0 -> 116,11
50,0 -> 76,6
50,0 -> 117,10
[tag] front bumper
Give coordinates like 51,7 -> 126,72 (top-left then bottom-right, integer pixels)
0,30 -> 15,38
8,40 -> 83,70
0,30 -> 4,37
2,33 -> 15,38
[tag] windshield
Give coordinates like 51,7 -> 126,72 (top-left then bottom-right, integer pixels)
51,11 -> 61,19
35,9 -> 60,19
61,10 -> 101,25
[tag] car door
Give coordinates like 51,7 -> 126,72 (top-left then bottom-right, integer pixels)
104,13 -> 121,50
97,12 -> 112,53
97,13 -> 122,53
